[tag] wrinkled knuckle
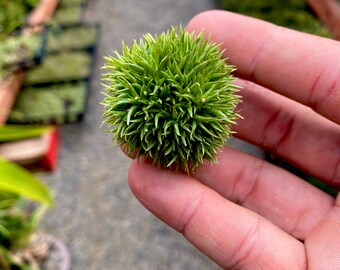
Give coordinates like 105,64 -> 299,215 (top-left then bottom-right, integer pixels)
227,216 -> 261,269
177,193 -> 205,235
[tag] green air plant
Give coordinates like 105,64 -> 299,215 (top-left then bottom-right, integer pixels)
102,27 -> 240,173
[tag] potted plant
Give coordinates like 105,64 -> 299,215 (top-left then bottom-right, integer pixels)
0,125 -> 70,270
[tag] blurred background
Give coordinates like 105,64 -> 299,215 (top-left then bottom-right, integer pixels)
0,0 -> 339,269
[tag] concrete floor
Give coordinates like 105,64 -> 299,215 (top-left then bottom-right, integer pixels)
40,1 -> 263,269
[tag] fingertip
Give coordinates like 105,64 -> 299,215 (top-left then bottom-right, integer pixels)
128,159 -> 148,198
128,158 -> 171,203
186,10 -> 227,34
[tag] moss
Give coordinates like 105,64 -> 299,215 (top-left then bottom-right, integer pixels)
51,6 -> 82,25
58,0 -> 85,7
0,34 -> 41,68
9,81 -> 88,124
46,25 -> 98,53
24,51 -> 92,85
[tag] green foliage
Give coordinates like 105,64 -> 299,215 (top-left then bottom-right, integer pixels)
0,33 -> 42,81
219,0 -> 331,37
52,6 -> 82,25
9,82 -> 88,124
0,191 -> 47,270
0,0 -> 40,40
0,34 -> 41,68
0,125 -> 52,142
0,157 -> 52,269
102,27 -> 240,173
0,192 -> 46,250
24,51 -> 92,85
59,0 -> 85,7
46,25 -> 98,53
0,159 -> 53,206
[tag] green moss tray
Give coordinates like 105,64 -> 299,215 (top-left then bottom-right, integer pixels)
0,31 -> 46,81
58,0 -> 86,8
24,51 -> 92,85
45,23 -> 100,53
51,5 -> 83,25
8,81 -> 89,124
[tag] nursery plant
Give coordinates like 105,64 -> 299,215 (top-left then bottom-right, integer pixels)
0,158 -> 52,270
102,27 -> 240,173
0,125 -> 63,269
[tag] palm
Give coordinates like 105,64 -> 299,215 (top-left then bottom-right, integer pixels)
128,11 -> 340,269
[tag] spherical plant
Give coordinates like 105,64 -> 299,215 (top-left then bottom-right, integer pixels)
102,26 -> 241,173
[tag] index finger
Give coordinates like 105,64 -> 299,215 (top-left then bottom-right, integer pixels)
128,159 -> 306,269
187,10 -> 340,124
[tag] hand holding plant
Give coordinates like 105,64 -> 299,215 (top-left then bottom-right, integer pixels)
127,11 -> 340,269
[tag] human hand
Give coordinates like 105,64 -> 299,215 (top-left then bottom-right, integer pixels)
128,11 -> 340,269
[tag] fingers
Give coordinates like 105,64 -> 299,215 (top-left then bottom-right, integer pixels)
129,159 -> 306,269
305,205 -> 340,269
194,147 -> 335,240
187,10 -> 340,125
235,79 -> 340,186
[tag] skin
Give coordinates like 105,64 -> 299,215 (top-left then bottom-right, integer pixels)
127,11 -> 340,269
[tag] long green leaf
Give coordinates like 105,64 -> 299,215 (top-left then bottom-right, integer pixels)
0,125 -> 53,142
0,159 -> 53,206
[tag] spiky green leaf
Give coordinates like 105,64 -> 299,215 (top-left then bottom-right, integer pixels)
101,26 -> 241,173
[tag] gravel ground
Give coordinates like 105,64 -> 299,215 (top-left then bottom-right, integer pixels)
40,1 -> 263,269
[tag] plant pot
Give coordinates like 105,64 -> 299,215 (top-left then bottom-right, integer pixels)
39,234 -> 71,270
14,233 -> 71,270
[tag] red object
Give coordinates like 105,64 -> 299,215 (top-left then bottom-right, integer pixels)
41,128 -> 59,171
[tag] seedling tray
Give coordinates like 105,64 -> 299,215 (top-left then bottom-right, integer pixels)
8,80 -> 90,124
0,29 -> 46,79
58,0 -> 87,8
51,5 -> 83,25
24,50 -> 93,85
45,23 -> 100,54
